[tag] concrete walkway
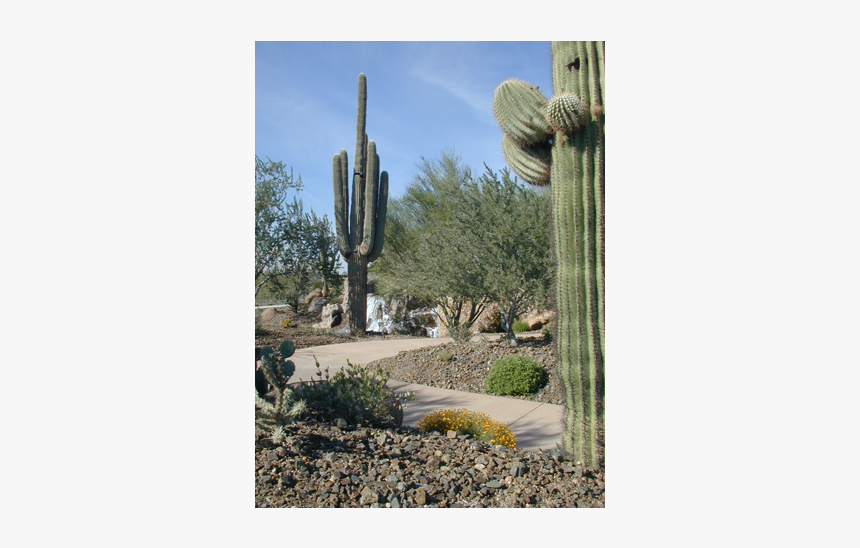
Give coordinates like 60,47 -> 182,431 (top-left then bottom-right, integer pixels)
288,336 -> 563,452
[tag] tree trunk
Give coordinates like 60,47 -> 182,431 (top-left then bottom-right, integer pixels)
347,253 -> 368,335
499,308 -> 519,347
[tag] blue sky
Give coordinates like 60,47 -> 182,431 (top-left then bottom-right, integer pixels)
255,42 -> 555,232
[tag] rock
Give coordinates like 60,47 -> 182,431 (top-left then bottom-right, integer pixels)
359,486 -> 379,506
485,479 -> 502,489
260,308 -> 278,323
413,488 -> 427,506
390,496 -> 401,508
301,288 -> 323,305
388,297 -> 407,317
313,303 -> 343,329
307,296 -> 327,316
447,430 -> 457,439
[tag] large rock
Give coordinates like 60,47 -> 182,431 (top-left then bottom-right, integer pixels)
307,296 -> 327,317
259,306 -> 292,324
388,297 -> 407,318
260,308 -> 278,323
313,304 -> 343,329
519,309 -> 555,331
300,288 -> 322,305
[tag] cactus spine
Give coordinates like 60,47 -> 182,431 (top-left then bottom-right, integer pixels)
493,41 -> 604,468
333,73 -> 389,335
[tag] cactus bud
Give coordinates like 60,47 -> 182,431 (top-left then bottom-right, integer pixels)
546,93 -> 587,134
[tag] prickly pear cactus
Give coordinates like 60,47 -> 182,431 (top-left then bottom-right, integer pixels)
332,73 -> 389,335
493,41 -> 604,468
255,339 -> 306,433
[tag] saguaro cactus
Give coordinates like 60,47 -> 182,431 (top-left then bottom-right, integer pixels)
332,73 -> 389,335
493,42 -> 604,468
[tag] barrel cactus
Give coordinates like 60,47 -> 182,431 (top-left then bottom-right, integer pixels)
493,41 -> 604,468
332,73 -> 389,335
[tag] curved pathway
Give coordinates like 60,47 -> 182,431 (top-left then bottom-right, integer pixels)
289,336 -> 564,452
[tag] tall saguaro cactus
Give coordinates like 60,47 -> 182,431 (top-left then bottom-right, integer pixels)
332,73 -> 389,335
493,42 -> 604,468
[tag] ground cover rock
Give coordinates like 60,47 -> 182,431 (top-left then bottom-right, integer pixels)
255,417 -> 604,508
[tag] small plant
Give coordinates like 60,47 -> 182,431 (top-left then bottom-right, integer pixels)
485,355 -> 548,396
281,317 -> 294,329
255,340 -> 307,434
447,324 -> 473,343
438,349 -> 452,362
511,319 -> 531,333
418,408 -> 516,448
294,359 -> 396,426
269,425 -> 287,444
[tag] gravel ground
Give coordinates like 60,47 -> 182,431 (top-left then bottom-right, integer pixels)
369,334 -> 564,406
255,418 -> 604,508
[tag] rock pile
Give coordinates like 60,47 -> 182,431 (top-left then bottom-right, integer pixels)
255,419 -> 604,508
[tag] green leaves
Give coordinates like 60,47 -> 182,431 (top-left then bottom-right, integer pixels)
485,356 -> 548,397
255,156 -> 341,302
372,150 -> 550,339
295,359 -> 395,426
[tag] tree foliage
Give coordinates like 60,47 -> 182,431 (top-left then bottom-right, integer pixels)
255,156 -> 340,306
373,151 -> 552,344
464,165 -> 552,344
373,152 -> 489,337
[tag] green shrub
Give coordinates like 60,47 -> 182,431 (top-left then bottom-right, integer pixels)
542,326 -> 552,341
295,359 -> 396,426
485,356 -> 548,396
438,349 -> 453,362
511,319 -> 531,333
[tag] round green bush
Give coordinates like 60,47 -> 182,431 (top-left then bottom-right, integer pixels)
511,319 -> 531,333
485,356 -> 547,396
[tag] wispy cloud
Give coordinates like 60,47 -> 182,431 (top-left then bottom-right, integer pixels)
408,44 -> 497,125
411,68 -> 491,116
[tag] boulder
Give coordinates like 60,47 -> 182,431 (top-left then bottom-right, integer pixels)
260,308 -> 277,323
387,297 -> 408,318
301,288 -> 322,305
307,296 -> 327,316
519,309 -> 555,331
313,304 -> 343,329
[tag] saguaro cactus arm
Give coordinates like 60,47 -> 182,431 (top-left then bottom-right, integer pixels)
365,170 -> 388,263
332,150 -> 351,258
359,141 -> 379,256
